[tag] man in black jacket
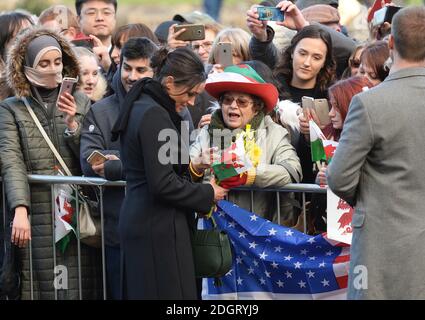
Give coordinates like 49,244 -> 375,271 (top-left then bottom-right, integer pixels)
80,37 -> 158,299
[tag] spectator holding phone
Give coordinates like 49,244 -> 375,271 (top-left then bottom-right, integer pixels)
0,28 -> 99,299
76,0 -> 117,49
208,28 -> 252,67
76,0 -> 118,72
247,0 -> 355,78
311,76 -> 373,232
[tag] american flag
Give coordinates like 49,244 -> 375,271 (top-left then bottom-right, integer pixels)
201,200 -> 350,300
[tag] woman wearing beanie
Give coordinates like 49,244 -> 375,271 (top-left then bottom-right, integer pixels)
0,28 -> 100,300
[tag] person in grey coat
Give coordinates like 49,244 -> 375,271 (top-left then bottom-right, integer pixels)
327,6 -> 425,299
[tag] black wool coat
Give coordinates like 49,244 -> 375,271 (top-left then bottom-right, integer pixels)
118,92 -> 214,300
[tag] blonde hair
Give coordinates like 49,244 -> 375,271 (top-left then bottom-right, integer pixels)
72,46 -> 107,101
208,28 -> 251,65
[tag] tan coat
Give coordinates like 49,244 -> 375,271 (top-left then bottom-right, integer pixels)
190,115 -> 302,223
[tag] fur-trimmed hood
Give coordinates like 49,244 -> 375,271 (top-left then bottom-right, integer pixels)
6,28 -> 80,98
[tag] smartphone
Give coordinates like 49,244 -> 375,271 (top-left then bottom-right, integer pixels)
217,42 -> 233,68
174,24 -> 205,41
87,150 -> 108,166
302,96 -> 331,126
314,99 -> 331,126
71,37 -> 94,49
372,6 -> 402,27
56,77 -> 78,105
301,96 -> 315,110
367,0 -> 391,23
257,6 -> 285,22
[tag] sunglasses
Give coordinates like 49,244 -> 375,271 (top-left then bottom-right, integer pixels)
220,95 -> 254,108
350,59 -> 361,68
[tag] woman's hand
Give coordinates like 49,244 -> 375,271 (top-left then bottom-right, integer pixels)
57,92 -> 78,131
299,107 -> 326,139
198,114 -> 212,129
89,34 -> 112,71
167,24 -> 191,49
246,5 -> 268,42
317,164 -> 328,186
11,206 -> 31,248
298,109 -> 310,137
210,177 -> 229,203
191,147 -> 220,172
210,64 -> 225,74
275,1 -> 310,31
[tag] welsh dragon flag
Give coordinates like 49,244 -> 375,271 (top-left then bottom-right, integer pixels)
54,169 -> 77,253
309,121 -> 339,163
309,120 -> 327,162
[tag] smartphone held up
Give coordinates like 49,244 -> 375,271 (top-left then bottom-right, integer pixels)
301,96 -> 331,126
174,24 -> 205,41
217,42 -> 233,69
257,6 -> 285,22
56,77 -> 78,106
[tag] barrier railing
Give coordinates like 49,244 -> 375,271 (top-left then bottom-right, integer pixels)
2,175 -> 327,300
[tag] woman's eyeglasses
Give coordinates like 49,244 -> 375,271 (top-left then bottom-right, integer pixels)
350,59 -> 361,68
221,95 -> 254,108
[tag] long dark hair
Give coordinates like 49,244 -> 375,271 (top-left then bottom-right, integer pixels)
151,47 -> 207,92
274,25 -> 336,97
0,12 -> 34,62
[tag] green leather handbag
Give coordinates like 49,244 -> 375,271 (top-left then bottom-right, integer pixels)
191,216 -> 233,280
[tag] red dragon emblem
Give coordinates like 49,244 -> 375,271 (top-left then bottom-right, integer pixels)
56,195 -> 74,224
337,199 -> 353,235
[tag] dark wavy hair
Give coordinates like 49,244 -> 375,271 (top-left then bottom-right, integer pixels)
274,25 -> 336,97
151,47 -> 207,91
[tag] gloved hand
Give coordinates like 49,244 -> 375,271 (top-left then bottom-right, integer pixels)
219,168 -> 256,189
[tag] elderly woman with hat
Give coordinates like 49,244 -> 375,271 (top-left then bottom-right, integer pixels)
190,64 -> 302,224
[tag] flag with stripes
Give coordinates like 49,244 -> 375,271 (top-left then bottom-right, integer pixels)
202,200 -> 350,300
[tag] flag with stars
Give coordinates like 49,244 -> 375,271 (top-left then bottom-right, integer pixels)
201,200 -> 350,300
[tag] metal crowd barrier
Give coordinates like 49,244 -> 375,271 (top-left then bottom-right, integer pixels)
4,175 -> 326,300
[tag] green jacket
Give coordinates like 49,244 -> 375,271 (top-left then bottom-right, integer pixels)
0,28 -> 101,300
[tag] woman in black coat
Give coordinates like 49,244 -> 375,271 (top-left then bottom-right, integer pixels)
112,47 -> 228,300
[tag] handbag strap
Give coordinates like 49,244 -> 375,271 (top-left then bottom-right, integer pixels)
22,97 -> 73,177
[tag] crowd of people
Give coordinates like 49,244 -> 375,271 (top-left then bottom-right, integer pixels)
0,0 -> 424,300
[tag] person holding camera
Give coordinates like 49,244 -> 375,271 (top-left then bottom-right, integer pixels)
0,28 -> 100,299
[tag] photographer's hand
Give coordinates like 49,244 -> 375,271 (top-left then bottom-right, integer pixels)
246,5 -> 268,42
167,24 -> 191,49
275,1 -> 309,31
